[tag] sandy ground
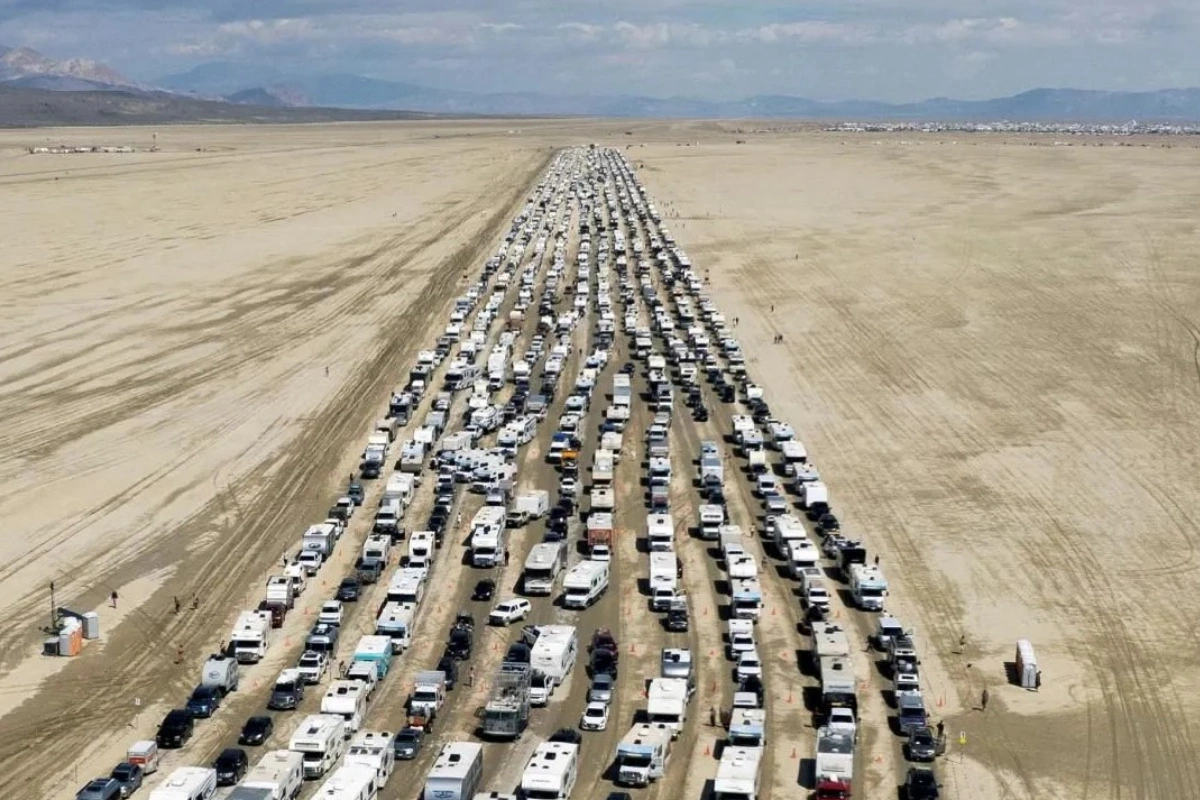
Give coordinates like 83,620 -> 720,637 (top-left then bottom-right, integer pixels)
637,130 -> 1200,799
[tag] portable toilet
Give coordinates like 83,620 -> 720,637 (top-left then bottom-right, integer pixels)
1015,639 -> 1038,689
58,618 -> 83,656
82,611 -> 100,640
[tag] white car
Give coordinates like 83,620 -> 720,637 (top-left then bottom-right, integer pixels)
560,477 -> 578,498
580,701 -> 610,731
489,599 -> 533,626
296,550 -> 323,576
590,545 -> 612,562
297,650 -> 328,685
735,650 -> 764,683
805,584 -> 831,611
828,706 -> 857,740
317,600 -> 343,626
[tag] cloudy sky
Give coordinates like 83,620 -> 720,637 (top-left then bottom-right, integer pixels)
0,0 -> 1196,101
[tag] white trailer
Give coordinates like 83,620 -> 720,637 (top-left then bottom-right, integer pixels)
289,714 -> 347,779
386,569 -> 426,606
523,542 -> 567,596
590,486 -> 615,512
592,450 -> 615,484
321,680 -> 368,733
520,741 -> 579,800
345,731 -> 395,788
424,742 -> 484,800
698,504 -> 724,540
148,768 -> 217,800
230,610 -> 272,664
730,578 -> 763,620
648,551 -> 677,595
801,481 -> 829,511
238,750 -> 304,800
646,678 -> 689,738
615,723 -> 673,786
646,513 -> 674,552
529,625 -> 578,687
727,553 -> 759,580
712,746 -> 763,800
728,708 -> 766,747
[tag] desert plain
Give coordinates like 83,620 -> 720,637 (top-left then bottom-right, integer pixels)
1,119 -> 1199,800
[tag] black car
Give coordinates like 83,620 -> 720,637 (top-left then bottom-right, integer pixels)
906,727 -> 938,762
472,579 -> 496,602
739,675 -> 766,706
239,715 -> 274,746
590,647 -> 618,677
346,481 -> 365,506
447,625 -> 473,660
620,362 -> 636,374
436,654 -> 460,689
666,607 -> 689,632
427,512 -> 448,535
109,762 -> 143,797
905,767 -> 940,800
185,685 -> 221,718
549,728 -> 583,746
213,748 -> 248,786
719,385 -> 736,403
693,407 -> 709,422
336,578 -> 361,602
155,709 -> 194,748
816,513 -> 841,533
504,642 -> 532,665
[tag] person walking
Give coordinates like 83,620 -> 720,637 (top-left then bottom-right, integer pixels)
981,688 -> 990,712
874,554 -> 880,566
173,596 -> 181,614
469,667 -> 476,688
936,720 -> 945,740
110,590 -> 118,609
1035,670 -> 1042,692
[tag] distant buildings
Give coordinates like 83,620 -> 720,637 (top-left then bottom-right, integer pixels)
823,121 -> 1200,136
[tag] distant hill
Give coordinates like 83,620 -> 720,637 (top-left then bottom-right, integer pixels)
0,84 -> 442,127
0,44 -> 150,92
224,86 -> 311,108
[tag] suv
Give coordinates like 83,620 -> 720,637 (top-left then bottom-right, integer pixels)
393,727 -> 424,760
75,779 -> 122,800
213,748 -> 248,786
109,762 -> 143,797
336,578 -> 361,602
186,685 -> 222,718
155,709 -> 194,748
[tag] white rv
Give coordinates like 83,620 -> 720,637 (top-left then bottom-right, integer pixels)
520,742 -> 579,800
698,505 -> 724,540
375,601 -> 416,652
386,568 -> 427,606
713,746 -> 763,800
322,680 -> 368,733
849,564 -> 889,612
229,610 -> 272,664
289,715 -> 347,779
240,750 -> 304,800
646,678 -> 690,738
423,742 -> 484,800
561,560 -> 609,609
523,542 -> 567,596
646,513 -> 674,552
529,625 -> 578,699
314,765 -> 377,800
147,768 -> 217,800
615,723 -> 673,786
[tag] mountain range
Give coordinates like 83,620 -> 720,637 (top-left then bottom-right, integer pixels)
6,44 -> 1200,123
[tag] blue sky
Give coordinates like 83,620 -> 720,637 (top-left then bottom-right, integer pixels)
0,0 -> 1196,101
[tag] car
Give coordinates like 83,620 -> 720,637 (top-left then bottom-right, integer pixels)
580,701 -> 610,731
590,647 -> 618,677
213,748 -> 248,786
393,727 -> 424,760
186,685 -> 222,718
346,481 -> 365,506
904,767 -> 941,800
764,494 -> 789,515
907,726 -> 938,762
447,624 -> 473,660
816,512 -> 841,533
156,709 -> 194,748
828,706 -> 858,739
559,477 -> 578,497
489,599 -> 532,625
318,600 -> 344,626
336,577 -> 361,602
297,650 -> 328,684
75,778 -> 122,800
588,673 -> 615,704
296,550 -> 323,576
109,763 -> 143,797
472,579 -> 496,602
735,650 -> 763,682
805,585 -> 832,611
239,715 -> 274,746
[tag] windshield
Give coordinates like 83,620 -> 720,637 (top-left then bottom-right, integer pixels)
622,753 -> 652,768
860,588 -> 884,598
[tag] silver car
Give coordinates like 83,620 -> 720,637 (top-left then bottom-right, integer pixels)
588,673 -> 615,704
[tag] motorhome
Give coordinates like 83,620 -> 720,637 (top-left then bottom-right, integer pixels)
730,578 -> 763,620
148,767 -> 217,800
648,552 -> 678,610
727,708 -> 766,747
815,727 -> 855,799
289,715 -> 347,779
386,568 -> 427,606
408,533 -> 435,573
375,602 -> 416,652
820,656 -> 858,716
523,542 -> 567,596
785,538 -> 820,579
561,560 -> 609,609
646,678 -> 689,738
770,514 -> 806,552
312,765 -> 377,800
529,625 -> 578,697
779,440 -> 808,476
590,485 -> 615,512
712,746 -> 763,800
229,610 -> 272,664
470,507 -> 507,568
646,513 -> 674,552
520,742 -> 579,800
849,564 -> 889,612
423,743 -> 484,800
615,724 -> 672,786
322,681 -> 368,733
698,505 -> 724,540
719,526 -> 746,561
236,750 -> 304,800
727,553 -> 758,580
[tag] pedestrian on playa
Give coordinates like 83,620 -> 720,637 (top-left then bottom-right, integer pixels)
770,304 -> 775,313
173,596 -> 181,614
191,595 -> 199,610
981,688 -> 990,712
874,554 -> 880,566
110,590 -> 118,609
282,555 -> 288,568
1036,671 -> 1042,692
504,550 -> 510,567
936,720 -> 945,739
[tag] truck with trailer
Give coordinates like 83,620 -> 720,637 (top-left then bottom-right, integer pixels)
712,746 -> 763,800
586,513 -> 613,560
786,538 -> 820,579
288,715 -> 347,780
481,664 -> 531,739
409,671 -> 448,719
849,564 -> 888,611
230,611 -> 272,664
506,490 -> 550,527
523,542 -> 567,596
648,552 -> 678,611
